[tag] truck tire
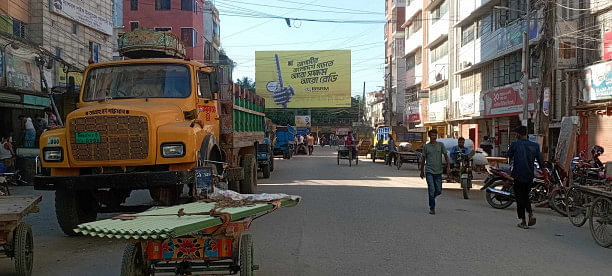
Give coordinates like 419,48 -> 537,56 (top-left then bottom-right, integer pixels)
240,154 -> 257,194
262,164 -> 271,179
55,190 -> 97,236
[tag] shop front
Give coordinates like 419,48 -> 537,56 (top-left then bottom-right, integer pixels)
577,60 -> 612,163
424,101 -> 448,138
480,82 -> 536,156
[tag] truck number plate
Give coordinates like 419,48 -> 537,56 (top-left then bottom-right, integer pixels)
75,132 -> 101,144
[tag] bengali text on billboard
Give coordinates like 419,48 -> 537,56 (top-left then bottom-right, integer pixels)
255,50 -> 351,108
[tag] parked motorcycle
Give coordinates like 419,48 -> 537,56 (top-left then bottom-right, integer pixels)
482,161 -> 569,216
447,151 -> 474,199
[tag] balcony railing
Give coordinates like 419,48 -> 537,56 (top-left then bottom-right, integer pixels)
405,29 -> 422,55
429,13 -> 449,45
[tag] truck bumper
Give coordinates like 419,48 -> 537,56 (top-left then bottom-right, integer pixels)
33,171 -> 192,191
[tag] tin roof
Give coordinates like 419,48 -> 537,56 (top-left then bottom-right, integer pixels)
75,199 -> 298,240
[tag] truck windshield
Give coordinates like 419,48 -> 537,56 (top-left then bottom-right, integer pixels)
82,64 -> 191,101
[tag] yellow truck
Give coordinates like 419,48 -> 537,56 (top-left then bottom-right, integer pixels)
34,30 -> 267,235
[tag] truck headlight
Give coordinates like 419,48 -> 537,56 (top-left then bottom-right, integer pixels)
43,147 -> 63,162
161,143 -> 185,158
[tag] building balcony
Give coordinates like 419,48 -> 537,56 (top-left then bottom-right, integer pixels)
406,0 -> 423,19
428,13 -> 449,46
392,0 -> 407,9
406,63 -> 422,87
405,29 -> 422,56
455,0 -> 497,27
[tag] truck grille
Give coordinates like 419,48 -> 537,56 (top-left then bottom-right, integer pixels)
69,116 -> 149,161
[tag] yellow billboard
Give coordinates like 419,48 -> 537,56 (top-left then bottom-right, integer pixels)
255,50 -> 351,108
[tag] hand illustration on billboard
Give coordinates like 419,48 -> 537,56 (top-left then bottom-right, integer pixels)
268,84 -> 295,108
265,54 -> 295,108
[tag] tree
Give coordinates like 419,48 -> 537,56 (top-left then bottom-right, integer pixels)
236,76 -> 256,93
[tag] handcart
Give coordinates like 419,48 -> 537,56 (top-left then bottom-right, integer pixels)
567,184 -> 612,248
75,166 -> 300,276
0,195 -> 42,276
337,146 -> 357,166
396,151 -> 421,170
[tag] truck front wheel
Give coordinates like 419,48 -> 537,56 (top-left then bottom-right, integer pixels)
55,190 -> 97,236
240,154 -> 257,194
262,164 -> 271,179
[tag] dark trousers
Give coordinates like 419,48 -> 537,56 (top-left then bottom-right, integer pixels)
386,152 -> 396,166
308,145 -> 314,155
514,180 -> 532,220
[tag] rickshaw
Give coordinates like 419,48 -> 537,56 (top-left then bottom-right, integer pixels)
371,126 -> 426,164
338,145 -> 358,166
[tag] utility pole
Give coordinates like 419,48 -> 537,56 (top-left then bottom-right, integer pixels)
536,0 -> 555,160
521,0 -> 530,127
361,81 -> 366,123
387,55 -> 393,126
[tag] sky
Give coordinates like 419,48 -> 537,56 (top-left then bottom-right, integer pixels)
215,0 -> 386,97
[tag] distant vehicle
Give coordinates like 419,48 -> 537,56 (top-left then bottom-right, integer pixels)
274,126 -> 296,159
257,118 -> 275,178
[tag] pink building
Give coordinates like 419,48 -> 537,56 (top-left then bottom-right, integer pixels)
123,0 -> 205,61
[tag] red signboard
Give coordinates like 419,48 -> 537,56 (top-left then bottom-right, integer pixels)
604,31 -> 612,61
483,85 -> 535,117
407,113 -> 420,122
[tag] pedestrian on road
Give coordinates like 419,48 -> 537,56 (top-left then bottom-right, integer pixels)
386,136 -> 396,166
508,126 -> 546,229
307,133 -> 315,155
420,129 -> 450,215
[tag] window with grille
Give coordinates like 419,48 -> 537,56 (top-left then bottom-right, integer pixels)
181,0 -> 194,11
431,0 -> 448,24
12,19 -> 26,38
131,0 -> 138,10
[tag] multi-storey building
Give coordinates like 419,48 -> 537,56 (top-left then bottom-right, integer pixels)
203,0 -> 220,63
366,91 -> 386,128
124,0 -> 206,61
402,0 -> 425,129
576,0 -> 612,162
112,0 -> 124,60
1,0 -> 113,143
385,0 -> 406,125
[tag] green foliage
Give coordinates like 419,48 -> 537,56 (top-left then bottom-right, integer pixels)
236,76 -> 256,93
265,97 -> 361,126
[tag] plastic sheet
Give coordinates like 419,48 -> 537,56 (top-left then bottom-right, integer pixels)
210,189 -> 302,202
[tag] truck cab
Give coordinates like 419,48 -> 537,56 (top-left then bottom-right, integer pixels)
34,30 -> 265,236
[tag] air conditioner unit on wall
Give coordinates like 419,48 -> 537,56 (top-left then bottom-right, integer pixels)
435,73 -> 442,82
462,61 -> 472,69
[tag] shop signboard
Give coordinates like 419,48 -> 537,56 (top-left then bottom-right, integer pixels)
4,52 -> 41,92
255,50 -> 351,108
50,0 -> 113,35
295,115 -> 311,127
460,93 -> 475,115
428,101 -> 446,122
483,84 -> 535,117
584,60 -> 612,101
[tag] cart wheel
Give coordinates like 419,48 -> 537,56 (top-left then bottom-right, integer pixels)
589,197 -> 612,248
240,234 -> 255,276
397,160 -> 402,170
13,222 -> 33,276
121,242 -> 150,276
566,187 -> 588,227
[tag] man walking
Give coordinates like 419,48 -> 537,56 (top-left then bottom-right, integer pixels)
307,133 -> 315,155
508,126 -> 545,229
420,129 -> 450,215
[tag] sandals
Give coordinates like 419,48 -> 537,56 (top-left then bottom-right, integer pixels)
528,216 -> 536,226
517,223 -> 529,229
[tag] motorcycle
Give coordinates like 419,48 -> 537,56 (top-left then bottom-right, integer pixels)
481,161 -> 569,216
447,151 -> 474,199
481,165 -> 550,209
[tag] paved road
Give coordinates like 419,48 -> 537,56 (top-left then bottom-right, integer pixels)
2,146 -> 611,275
